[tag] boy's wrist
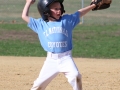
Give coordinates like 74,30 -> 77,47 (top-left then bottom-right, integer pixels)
25,2 -> 32,7
26,1 -> 32,5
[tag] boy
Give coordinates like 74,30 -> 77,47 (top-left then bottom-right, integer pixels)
22,0 -> 99,90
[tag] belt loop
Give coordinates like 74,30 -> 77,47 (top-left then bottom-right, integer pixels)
51,53 -> 52,57
47,50 -> 71,59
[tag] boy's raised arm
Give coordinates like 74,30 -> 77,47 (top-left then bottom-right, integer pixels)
78,0 -> 111,17
22,0 -> 35,23
78,4 -> 96,17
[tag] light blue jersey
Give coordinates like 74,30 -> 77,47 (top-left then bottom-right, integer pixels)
28,11 -> 80,53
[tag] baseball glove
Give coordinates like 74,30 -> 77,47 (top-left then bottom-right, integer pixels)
91,0 -> 112,11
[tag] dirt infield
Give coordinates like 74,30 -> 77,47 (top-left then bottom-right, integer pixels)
0,56 -> 120,90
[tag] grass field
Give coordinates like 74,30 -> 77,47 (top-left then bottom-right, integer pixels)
0,0 -> 120,58
0,24 -> 120,58
0,0 -> 120,24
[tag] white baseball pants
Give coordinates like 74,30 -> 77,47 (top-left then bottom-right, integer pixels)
31,50 -> 82,90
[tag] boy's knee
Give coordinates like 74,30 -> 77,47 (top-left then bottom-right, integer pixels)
73,71 -> 81,78
76,72 -> 82,82
69,71 -> 82,81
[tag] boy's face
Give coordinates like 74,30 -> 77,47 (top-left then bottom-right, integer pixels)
49,2 -> 62,21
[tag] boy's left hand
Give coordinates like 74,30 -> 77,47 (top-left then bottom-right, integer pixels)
91,0 -> 112,11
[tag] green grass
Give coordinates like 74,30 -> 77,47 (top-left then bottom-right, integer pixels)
72,24 -> 120,58
0,0 -> 120,24
0,24 -> 120,58
0,24 -> 28,31
0,40 -> 46,57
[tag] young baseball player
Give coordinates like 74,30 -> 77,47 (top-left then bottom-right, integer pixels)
22,0 -> 97,90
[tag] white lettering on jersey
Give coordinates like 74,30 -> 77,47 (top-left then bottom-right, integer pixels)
48,41 -> 67,48
43,27 -> 68,37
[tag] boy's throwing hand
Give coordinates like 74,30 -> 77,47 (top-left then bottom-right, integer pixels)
26,0 -> 36,4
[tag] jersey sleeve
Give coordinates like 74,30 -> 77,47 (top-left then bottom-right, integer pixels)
27,17 -> 40,33
70,11 -> 80,29
62,11 -> 80,30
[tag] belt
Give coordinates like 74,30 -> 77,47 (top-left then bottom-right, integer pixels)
47,50 -> 72,59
